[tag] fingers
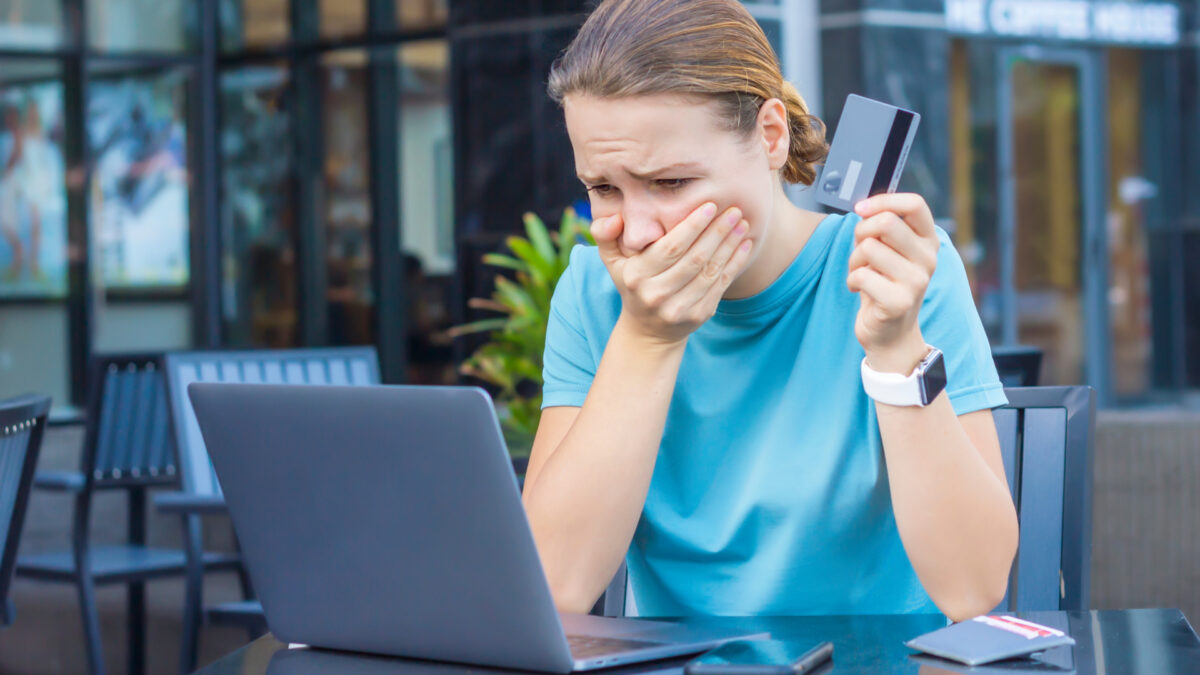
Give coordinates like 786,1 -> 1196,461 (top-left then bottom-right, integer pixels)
623,204 -> 739,300
846,265 -> 908,311
664,233 -> 755,323
643,202 -> 720,268
853,211 -> 938,273
656,207 -> 743,290
854,192 -> 936,239
847,235 -> 930,291
590,213 -> 624,264
658,222 -> 753,320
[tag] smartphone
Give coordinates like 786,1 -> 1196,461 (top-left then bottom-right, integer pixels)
814,93 -> 920,213
683,639 -> 834,674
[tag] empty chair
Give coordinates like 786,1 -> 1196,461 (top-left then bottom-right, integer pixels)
601,385 -> 1095,617
0,394 -> 52,627
157,347 -> 380,674
16,354 -> 237,675
992,345 -> 1044,387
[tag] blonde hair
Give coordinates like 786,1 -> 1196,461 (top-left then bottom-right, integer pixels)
548,0 -> 828,185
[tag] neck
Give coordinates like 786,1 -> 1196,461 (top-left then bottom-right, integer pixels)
723,184 -> 824,300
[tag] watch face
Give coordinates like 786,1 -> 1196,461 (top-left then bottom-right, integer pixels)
920,351 -> 948,405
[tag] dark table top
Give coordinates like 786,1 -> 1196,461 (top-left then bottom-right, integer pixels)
195,609 -> 1200,675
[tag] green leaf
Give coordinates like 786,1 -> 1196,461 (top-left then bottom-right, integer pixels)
507,237 -> 553,285
482,253 -> 526,272
445,317 -> 508,338
523,212 -> 557,264
495,275 -> 537,317
448,207 -> 592,454
557,208 -> 578,272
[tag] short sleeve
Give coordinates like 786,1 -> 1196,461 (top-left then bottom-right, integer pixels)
541,246 -> 597,409
919,228 -> 1008,415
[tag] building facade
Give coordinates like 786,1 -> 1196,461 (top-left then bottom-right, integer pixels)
820,0 -> 1197,405
0,0 -> 1195,409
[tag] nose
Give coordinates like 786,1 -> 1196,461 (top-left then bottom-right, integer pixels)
620,200 -> 666,253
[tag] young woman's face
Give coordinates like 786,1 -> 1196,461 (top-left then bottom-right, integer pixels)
564,93 -> 783,258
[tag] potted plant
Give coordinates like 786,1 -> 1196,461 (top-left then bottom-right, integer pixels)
449,208 -> 594,457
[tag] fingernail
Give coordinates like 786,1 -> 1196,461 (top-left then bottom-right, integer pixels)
726,208 -> 743,226
739,240 -> 752,252
702,203 -> 717,218
733,222 -> 747,236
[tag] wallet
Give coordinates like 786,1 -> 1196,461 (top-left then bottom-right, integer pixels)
905,615 -> 1076,666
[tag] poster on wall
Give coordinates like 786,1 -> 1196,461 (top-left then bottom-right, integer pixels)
0,82 -> 68,298
89,72 -> 190,289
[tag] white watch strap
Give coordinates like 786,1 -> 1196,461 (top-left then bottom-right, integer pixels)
860,354 -> 923,407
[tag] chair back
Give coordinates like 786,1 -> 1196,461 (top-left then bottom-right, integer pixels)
85,354 -> 177,486
601,385 -> 1095,617
0,394 -> 51,625
992,345 -> 1043,387
993,385 -> 1094,611
163,347 -> 381,498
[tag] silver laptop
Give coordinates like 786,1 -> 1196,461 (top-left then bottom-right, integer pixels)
188,383 -> 766,672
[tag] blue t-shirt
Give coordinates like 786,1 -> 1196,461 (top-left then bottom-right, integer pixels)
541,212 -> 1006,616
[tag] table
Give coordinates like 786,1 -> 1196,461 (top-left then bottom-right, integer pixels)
195,609 -> 1200,674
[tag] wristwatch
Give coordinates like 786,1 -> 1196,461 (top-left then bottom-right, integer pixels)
860,346 -> 947,407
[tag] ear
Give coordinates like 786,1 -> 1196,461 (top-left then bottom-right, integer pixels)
757,98 -> 790,172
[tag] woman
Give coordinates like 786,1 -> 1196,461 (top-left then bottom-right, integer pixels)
521,0 -> 1018,622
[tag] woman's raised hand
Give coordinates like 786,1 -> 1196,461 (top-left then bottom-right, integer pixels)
591,202 -> 754,345
846,193 -> 941,373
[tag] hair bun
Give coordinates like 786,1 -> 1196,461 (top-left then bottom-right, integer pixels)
778,81 -> 828,186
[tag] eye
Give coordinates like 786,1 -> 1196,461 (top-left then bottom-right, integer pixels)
585,184 -> 618,197
654,178 -> 693,191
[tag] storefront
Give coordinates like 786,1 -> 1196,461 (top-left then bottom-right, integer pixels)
820,0 -> 1194,405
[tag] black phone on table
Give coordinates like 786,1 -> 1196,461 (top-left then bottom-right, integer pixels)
683,639 -> 834,674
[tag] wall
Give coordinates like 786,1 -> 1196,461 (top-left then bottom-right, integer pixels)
0,305 -> 70,406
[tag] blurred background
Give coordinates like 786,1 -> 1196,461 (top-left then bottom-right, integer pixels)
0,0 -> 1197,410
0,0 -> 1197,672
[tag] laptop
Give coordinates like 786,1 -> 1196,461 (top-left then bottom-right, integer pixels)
188,383 -> 767,673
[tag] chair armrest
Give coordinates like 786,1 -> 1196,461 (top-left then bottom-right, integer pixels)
154,493 -> 229,516
33,471 -> 86,492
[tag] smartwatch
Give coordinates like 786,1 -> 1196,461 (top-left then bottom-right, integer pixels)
860,346 -> 947,407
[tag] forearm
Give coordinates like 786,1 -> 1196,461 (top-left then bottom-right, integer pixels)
523,314 -> 686,612
876,391 -> 1019,621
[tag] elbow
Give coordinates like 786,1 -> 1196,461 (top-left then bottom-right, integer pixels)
939,578 -> 1009,623
939,517 -> 1019,623
548,575 -> 602,615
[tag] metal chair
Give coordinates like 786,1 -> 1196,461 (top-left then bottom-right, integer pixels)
992,345 -> 1044,387
157,347 -> 380,674
15,354 -> 236,675
600,385 -> 1096,617
992,385 -> 1095,611
0,394 -> 52,627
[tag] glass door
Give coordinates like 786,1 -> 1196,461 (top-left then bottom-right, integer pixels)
996,45 -> 1110,401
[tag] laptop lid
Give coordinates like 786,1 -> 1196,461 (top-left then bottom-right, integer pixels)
188,383 -> 578,673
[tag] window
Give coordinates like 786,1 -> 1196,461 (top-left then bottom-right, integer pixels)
0,60 -> 67,298
0,0 -> 64,49
397,0 -> 448,30
88,66 -> 191,290
321,49 -> 373,346
399,40 -> 454,384
88,0 -> 194,52
220,63 -> 298,347
321,0 -> 365,40
221,0 -> 289,52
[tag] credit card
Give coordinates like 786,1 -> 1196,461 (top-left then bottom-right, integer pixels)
815,94 -> 920,212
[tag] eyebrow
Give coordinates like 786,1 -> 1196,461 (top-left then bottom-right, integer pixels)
577,161 -> 705,184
